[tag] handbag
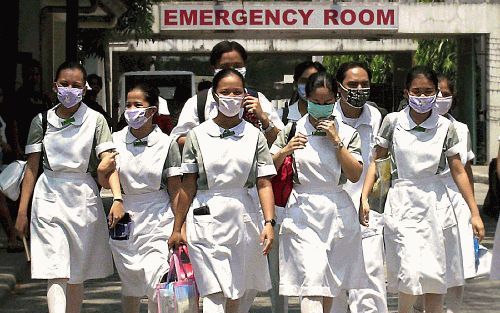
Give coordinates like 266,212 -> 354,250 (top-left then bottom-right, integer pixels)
271,122 -> 297,207
157,245 -> 199,313
0,160 -> 27,201
474,237 -> 493,279
367,154 -> 392,214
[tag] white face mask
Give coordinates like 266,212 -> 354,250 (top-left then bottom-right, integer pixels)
434,91 -> 453,115
214,67 -> 247,77
216,95 -> 244,117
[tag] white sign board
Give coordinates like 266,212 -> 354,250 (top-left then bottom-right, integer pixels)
160,2 -> 398,31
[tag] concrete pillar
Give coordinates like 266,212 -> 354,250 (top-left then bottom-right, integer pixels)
487,31 -> 500,161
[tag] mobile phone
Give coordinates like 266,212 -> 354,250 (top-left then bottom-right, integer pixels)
193,205 -> 210,216
109,213 -> 132,240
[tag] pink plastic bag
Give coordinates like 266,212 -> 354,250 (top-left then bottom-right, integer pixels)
157,245 -> 199,313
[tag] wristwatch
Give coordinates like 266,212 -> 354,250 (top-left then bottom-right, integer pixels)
113,197 -> 123,203
262,120 -> 275,134
333,140 -> 344,150
264,219 -> 276,227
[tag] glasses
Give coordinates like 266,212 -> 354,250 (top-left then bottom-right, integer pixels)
409,88 -> 436,97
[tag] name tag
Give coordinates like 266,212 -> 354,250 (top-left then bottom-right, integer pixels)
133,140 -> 147,146
312,130 -> 326,136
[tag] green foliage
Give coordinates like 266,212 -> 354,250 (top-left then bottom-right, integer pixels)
323,54 -> 393,84
414,39 -> 457,81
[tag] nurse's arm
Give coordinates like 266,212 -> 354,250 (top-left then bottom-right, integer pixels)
169,173 -> 197,249
448,154 -> 485,241
359,145 -> 388,226
15,152 -> 40,236
176,136 -> 186,152
97,151 -> 118,189
257,176 -> 275,255
464,161 -> 474,195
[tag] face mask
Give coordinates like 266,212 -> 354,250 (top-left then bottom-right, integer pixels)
214,67 -> 247,78
297,83 -> 306,100
307,100 -> 334,120
339,84 -> 370,108
408,94 -> 436,114
57,87 -> 83,108
124,107 -> 154,129
434,92 -> 453,115
216,95 -> 244,117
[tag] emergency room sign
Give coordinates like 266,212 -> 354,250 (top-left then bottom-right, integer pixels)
160,2 -> 398,31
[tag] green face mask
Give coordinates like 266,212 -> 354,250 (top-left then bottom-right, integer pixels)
307,100 -> 334,119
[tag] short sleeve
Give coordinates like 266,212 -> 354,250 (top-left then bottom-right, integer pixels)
258,92 -> 285,131
94,115 -> 114,156
163,140 -> 182,178
466,130 -> 475,161
444,123 -> 460,157
256,132 -> 277,178
170,95 -> 199,140
375,113 -> 397,148
269,122 -> 294,155
347,131 -> 363,164
25,114 -> 44,154
181,131 -> 199,174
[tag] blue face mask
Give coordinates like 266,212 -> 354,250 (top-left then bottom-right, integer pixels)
307,100 -> 334,120
297,83 -> 307,100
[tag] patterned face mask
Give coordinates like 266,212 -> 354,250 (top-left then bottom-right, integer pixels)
339,84 -> 370,108
408,94 -> 437,114
57,87 -> 83,108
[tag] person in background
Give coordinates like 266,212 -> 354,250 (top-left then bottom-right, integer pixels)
360,66 -> 484,313
490,137 -> 500,280
280,61 -> 326,125
152,86 -> 174,134
14,61 -> 116,313
198,80 -> 213,92
330,62 -> 387,313
170,40 -> 284,149
83,74 -> 112,129
98,82 -> 182,313
271,72 -> 367,313
168,69 -> 276,313
11,59 -> 52,159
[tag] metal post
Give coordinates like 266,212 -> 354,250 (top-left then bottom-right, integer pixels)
66,0 -> 78,62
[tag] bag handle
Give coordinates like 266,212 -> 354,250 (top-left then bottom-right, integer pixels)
166,246 -> 190,282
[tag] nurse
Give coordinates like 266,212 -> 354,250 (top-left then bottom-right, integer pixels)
271,71 -> 367,313
168,68 -> 276,313
360,66 -> 485,313
97,83 -> 182,313
14,61 -> 116,313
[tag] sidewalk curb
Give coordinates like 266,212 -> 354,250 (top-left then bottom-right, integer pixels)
0,252 -> 30,304
474,174 -> 489,185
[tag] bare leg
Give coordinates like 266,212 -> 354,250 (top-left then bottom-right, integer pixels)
47,279 -> 68,313
424,293 -> 444,313
323,297 -> 333,313
122,296 -> 141,313
445,286 -> 463,313
301,296 -> 323,313
398,292 -> 417,313
226,298 -> 240,313
413,295 -> 425,312
66,283 -> 84,313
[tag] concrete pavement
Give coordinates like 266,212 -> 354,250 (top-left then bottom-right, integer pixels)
0,166 -> 498,312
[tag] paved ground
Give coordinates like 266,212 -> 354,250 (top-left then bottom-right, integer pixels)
0,167 -> 498,312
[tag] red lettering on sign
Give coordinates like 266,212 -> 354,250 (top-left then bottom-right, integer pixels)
200,10 -> 213,26
283,9 -> 297,25
164,10 -> 177,26
359,9 -> 374,25
265,10 -> 280,25
298,9 -> 313,25
215,10 -> 229,26
377,9 -> 395,25
341,9 -> 356,25
249,10 -> 263,25
180,10 -> 197,25
233,9 -> 247,25
324,9 -> 339,25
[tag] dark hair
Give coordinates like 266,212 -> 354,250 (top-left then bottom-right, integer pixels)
305,72 -> 337,98
293,61 -> 326,82
197,80 -> 213,92
55,61 -> 87,83
210,41 -> 247,66
405,65 -> 438,90
129,82 -> 159,108
335,61 -> 372,84
212,68 -> 245,91
437,74 -> 455,94
87,74 -> 102,87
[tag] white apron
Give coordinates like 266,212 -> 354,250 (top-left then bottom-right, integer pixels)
109,128 -> 174,299
186,122 -> 271,299
384,121 -> 463,295
439,119 -> 476,279
31,108 -> 113,284
491,218 -> 500,280
279,116 -> 367,298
